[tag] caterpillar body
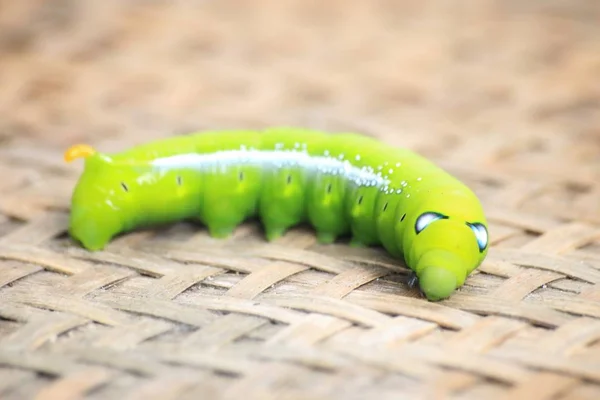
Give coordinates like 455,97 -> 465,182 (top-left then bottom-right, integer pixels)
64,127 -> 489,301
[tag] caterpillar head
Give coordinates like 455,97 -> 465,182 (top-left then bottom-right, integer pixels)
401,187 -> 489,301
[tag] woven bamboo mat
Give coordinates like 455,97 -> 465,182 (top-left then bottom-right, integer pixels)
1,0 -> 600,399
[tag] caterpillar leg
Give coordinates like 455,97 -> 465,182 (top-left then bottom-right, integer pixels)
307,174 -> 349,246
349,237 -> 369,248
200,204 -> 256,240
407,271 -> 419,288
197,209 -> 244,239
349,232 -> 380,248
206,223 -> 237,239
263,224 -> 287,242
260,210 -> 303,242
407,271 -> 426,298
309,216 -> 347,244
257,179 -> 306,243
316,231 -> 338,244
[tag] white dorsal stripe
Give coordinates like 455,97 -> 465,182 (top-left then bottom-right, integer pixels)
150,149 -> 392,188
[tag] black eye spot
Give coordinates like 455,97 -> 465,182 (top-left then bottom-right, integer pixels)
382,202 -> 388,212
176,176 -> 182,186
120,182 -> 129,192
357,195 -> 363,205
326,183 -> 332,193
239,171 -> 244,181
400,213 -> 406,222
286,175 -> 292,184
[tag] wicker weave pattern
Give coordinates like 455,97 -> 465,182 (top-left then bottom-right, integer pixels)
1,0 -> 600,399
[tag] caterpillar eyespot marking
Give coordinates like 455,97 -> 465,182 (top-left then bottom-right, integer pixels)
466,222 -> 488,253
64,128 -> 489,302
415,212 -> 447,234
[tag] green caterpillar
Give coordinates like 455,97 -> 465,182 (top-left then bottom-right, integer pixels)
64,127 -> 489,301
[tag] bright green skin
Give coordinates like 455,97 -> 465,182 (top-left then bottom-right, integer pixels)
67,127 -> 489,301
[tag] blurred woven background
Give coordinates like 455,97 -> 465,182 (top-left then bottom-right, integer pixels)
1,0 -> 600,399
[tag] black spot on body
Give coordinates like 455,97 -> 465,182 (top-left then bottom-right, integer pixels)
239,171 -> 244,181
357,195 -> 363,205
286,175 -> 292,184
326,183 -> 332,193
400,213 -> 406,222
120,182 -> 129,192
382,202 -> 388,212
177,176 -> 182,186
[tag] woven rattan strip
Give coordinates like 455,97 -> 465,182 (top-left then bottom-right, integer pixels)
1,1 -> 600,399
